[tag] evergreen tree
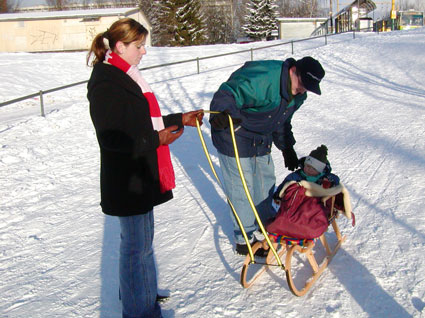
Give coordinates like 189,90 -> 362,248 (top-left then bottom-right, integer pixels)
275,0 -> 321,18
138,0 -> 163,46
157,0 -> 206,46
204,5 -> 233,44
46,0 -> 69,10
232,0 -> 249,41
0,0 -> 8,12
242,0 -> 279,41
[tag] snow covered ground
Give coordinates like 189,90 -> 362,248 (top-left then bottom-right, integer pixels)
1,29 -> 425,318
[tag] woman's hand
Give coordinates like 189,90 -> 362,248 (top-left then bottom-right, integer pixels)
182,110 -> 204,127
158,125 -> 184,145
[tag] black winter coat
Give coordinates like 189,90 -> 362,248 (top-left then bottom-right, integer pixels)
87,62 -> 183,216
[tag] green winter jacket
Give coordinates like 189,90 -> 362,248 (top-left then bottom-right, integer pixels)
219,60 -> 284,113
210,59 -> 307,157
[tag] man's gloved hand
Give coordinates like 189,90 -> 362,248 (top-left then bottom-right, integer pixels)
282,147 -> 298,171
210,109 -> 242,130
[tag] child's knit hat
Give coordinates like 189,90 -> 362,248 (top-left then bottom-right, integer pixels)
304,145 -> 328,173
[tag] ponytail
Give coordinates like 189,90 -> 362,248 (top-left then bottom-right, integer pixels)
87,31 -> 109,66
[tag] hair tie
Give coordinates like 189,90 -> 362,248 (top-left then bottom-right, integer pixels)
102,34 -> 110,49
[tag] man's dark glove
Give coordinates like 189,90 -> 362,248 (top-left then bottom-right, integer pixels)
282,147 -> 298,171
210,109 -> 242,129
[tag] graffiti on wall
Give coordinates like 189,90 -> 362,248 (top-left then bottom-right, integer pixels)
87,26 -> 97,41
30,30 -> 58,46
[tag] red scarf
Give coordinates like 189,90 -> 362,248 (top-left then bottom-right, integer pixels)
105,50 -> 175,193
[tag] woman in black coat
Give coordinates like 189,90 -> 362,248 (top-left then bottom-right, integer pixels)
87,18 -> 203,318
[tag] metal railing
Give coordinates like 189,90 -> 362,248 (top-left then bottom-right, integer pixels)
0,30 -> 360,116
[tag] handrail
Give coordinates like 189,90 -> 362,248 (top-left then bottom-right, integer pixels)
0,30 -> 363,115
0,79 -> 88,108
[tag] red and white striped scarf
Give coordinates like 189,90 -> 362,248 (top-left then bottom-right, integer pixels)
105,50 -> 175,193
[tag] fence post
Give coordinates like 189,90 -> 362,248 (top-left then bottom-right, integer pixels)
39,90 -> 45,117
291,41 -> 294,54
353,30 -> 356,39
325,34 -> 328,45
196,57 -> 200,74
250,48 -> 253,61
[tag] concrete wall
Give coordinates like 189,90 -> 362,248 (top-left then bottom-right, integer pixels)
0,10 -> 151,53
277,18 -> 328,39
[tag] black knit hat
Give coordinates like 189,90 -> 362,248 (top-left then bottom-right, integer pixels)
295,56 -> 325,95
309,145 -> 328,163
304,145 -> 328,173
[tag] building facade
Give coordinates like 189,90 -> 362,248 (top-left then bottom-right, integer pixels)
277,17 -> 328,39
0,7 -> 151,53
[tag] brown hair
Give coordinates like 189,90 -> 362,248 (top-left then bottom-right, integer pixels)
86,18 -> 148,66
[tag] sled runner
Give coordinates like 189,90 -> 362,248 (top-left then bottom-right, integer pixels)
196,113 -> 354,296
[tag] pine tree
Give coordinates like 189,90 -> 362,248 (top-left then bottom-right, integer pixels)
139,0 -> 164,46
157,0 -> 207,47
154,0 -> 177,46
204,5 -> 233,44
0,0 -> 8,13
46,0 -> 69,10
275,0 -> 320,17
242,0 -> 279,41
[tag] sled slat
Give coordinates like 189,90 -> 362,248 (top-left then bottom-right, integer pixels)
319,235 -> 331,255
307,251 -> 319,273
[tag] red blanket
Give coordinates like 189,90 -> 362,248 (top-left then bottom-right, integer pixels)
266,182 -> 330,239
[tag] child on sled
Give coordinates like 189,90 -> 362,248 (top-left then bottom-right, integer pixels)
274,144 -> 340,198
266,145 -> 352,244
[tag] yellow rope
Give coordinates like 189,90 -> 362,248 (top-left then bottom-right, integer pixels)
227,114 -> 283,267
196,110 -> 284,268
195,112 -> 254,261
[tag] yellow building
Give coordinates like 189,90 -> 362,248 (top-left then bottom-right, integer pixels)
0,7 -> 151,53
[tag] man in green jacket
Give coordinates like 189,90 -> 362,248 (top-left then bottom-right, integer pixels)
209,56 -> 325,256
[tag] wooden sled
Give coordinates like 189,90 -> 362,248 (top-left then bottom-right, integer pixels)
196,116 -> 352,296
241,198 -> 347,296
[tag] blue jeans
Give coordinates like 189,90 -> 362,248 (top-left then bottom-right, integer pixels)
119,212 -> 162,318
218,152 -> 276,245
